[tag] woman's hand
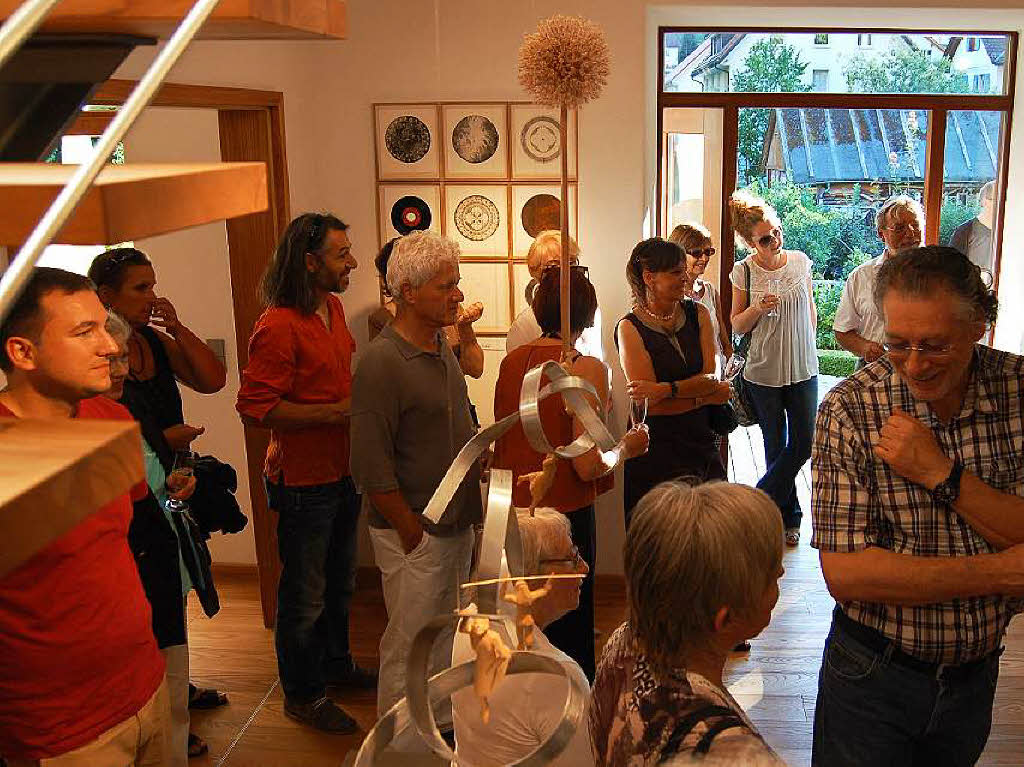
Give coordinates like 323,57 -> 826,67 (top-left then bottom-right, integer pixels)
166,473 -> 197,501
706,381 -> 732,406
621,425 -> 650,459
757,294 -> 779,314
627,379 -> 669,406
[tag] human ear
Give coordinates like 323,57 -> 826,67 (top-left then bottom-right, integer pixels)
4,336 -> 37,372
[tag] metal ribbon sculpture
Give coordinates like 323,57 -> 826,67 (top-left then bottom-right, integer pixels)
354,359 -> 618,765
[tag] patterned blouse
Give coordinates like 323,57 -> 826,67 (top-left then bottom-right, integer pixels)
589,623 -> 783,767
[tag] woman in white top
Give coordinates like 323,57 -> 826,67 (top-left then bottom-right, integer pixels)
669,223 -> 733,374
452,508 -> 593,767
728,192 -> 818,546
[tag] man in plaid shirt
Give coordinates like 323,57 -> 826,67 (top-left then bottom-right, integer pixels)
811,246 -> 1024,766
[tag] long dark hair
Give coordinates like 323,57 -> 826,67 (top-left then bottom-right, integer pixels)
260,212 -> 348,313
87,247 -> 151,291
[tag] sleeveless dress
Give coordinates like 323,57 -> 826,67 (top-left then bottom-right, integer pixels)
617,301 -> 726,525
121,325 -> 184,472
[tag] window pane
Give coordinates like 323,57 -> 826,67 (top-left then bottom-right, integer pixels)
663,32 -> 1010,96
941,110 -> 1003,285
666,132 -> 705,234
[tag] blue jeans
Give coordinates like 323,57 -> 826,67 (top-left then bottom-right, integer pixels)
745,376 -> 817,529
813,611 -> 1000,766
266,477 -> 361,703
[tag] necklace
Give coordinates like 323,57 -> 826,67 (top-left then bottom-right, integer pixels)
639,302 -> 676,322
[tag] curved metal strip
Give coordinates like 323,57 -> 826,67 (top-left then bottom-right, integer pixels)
473,469 -> 514,615
388,613 -> 587,767
519,361 -> 616,458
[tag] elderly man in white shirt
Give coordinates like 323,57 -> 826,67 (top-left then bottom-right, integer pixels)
452,508 -> 593,767
834,196 -> 924,366
506,230 -> 602,360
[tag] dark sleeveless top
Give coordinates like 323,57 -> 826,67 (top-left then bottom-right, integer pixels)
121,325 -> 184,472
615,300 -> 725,518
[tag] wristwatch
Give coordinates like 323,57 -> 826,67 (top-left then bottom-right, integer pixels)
932,460 -> 964,506
669,380 -> 678,398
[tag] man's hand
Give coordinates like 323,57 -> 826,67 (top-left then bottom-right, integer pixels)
150,297 -> 183,335
863,341 -> 885,363
874,409 -> 953,490
164,423 -> 205,451
398,515 -> 425,555
457,302 -> 484,327
627,380 -> 669,406
166,474 -> 197,501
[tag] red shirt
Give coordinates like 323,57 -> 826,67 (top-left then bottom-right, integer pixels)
492,343 -> 612,512
0,397 -> 165,759
236,295 -> 356,486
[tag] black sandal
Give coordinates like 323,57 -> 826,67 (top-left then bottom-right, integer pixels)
188,683 -> 228,710
188,732 -> 208,758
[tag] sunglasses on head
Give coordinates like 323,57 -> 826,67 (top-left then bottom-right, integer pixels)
686,247 -> 716,259
541,262 -> 589,278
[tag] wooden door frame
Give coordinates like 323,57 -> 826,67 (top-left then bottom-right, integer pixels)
87,79 -> 289,628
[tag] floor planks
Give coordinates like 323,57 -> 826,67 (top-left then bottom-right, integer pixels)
185,414 -> 1024,765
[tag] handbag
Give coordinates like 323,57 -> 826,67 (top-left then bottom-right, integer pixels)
708,402 -> 739,436
729,261 -> 759,427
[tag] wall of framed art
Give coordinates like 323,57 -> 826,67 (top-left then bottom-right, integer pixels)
373,101 -> 579,335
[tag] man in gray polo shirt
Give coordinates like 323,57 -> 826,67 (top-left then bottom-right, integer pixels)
351,230 -> 482,733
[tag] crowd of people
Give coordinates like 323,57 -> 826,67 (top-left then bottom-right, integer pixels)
0,185 -> 1021,767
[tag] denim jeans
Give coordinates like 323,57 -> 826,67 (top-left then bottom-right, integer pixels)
745,376 -> 817,529
813,611 -> 1000,766
267,477 -> 361,703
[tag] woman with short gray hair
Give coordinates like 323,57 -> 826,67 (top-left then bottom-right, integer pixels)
590,481 -> 786,766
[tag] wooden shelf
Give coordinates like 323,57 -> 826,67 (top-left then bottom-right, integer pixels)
0,161 -> 268,245
0,0 -> 346,39
0,418 -> 144,578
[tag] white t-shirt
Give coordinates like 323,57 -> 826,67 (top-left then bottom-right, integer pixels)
692,278 -> 726,374
729,251 -> 819,387
833,255 -> 886,347
506,307 -> 604,361
453,622 -> 593,767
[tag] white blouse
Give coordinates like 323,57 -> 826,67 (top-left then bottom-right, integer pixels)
693,279 -> 726,374
729,251 -> 819,387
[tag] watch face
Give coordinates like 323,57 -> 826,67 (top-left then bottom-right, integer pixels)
933,482 -> 955,506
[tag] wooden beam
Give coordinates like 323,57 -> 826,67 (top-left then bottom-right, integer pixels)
0,418 -> 143,578
0,161 -> 268,246
661,92 -> 1011,112
92,79 -> 283,109
923,109 -> 948,246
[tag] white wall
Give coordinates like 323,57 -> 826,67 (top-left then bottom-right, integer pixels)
110,0 -> 1024,573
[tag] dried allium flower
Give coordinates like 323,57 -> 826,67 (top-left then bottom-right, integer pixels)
517,15 -> 610,109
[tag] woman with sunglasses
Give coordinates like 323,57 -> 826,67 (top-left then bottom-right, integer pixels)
728,192 -> 818,547
670,223 -> 733,374
493,266 -> 648,681
617,238 -> 732,528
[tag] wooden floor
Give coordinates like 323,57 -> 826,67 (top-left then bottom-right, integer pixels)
186,415 -> 1024,766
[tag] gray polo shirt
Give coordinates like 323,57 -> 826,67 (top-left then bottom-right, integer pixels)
351,323 -> 482,534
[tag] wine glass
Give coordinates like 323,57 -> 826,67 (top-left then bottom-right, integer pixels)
629,397 -> 648,430
723,353 -> 745,382
165,450 -> 195,512
766,279 -> 782,318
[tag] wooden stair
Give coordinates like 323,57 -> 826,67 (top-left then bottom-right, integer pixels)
0,0 -> 347,39
0,161 -> 268,245
0,418 -> 144,577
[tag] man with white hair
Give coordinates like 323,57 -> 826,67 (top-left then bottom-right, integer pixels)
950,180 -> 996,281
834,195 -> 924,366
351,230 -> 482,733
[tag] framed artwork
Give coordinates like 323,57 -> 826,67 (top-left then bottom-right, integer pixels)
375,104 -> 440,180
510,104 -> 577,180
512,261 -> 533,319
458,261 -> 511,333
442,104 -> 508,180
512,184 -> 577,258
378,184 -> 441,244
445,185 -> 507,258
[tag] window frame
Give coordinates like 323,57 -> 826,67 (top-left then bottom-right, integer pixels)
657,25 -> 1017,326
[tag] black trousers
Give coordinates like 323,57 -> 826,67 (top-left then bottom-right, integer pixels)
543,504 -> 596,682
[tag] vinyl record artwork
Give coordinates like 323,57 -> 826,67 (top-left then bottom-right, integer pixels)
512,184 -> 577,257
442,104 -> 508,179
375,105 -> 440,180
379,184 -> 441,243
511,104 -> 577,180
452,116 -> 499,163
391,195 -> 432,234
454,194 -> 500,241
385,116 -> 431,164
520,193 -> 561,237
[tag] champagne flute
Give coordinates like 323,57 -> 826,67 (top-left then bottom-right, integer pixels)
766,278 -> 782,318
165,450 -> 195,512
629,397 -> 648,430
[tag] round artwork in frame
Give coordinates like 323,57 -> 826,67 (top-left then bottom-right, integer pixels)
385,115 -> 432,164
452,115 -> 500,164
520,115 -> 561,163
454,194 -> 501,241
521,193 -> 562,237
391,195 -> 433,235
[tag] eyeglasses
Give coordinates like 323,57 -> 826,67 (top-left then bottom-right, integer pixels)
686,247 -> 716,259
881,221 -> 921,235
539,544 -> 585,569
756,229 -> 781,248
882,341 -> 955,360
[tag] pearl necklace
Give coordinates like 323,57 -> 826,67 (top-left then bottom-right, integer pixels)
639,302 -> 676,322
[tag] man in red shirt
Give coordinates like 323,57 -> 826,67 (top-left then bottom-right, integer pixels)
0,267 -> 168,765
237,212 -> 373,734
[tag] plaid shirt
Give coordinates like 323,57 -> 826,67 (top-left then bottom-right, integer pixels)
812,344 -> 1024,664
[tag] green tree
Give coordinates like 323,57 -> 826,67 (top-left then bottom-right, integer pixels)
845,45 -> 969,94
732,38 -> 811,185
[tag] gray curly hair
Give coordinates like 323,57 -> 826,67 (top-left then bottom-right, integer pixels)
386,230 -> 461,300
